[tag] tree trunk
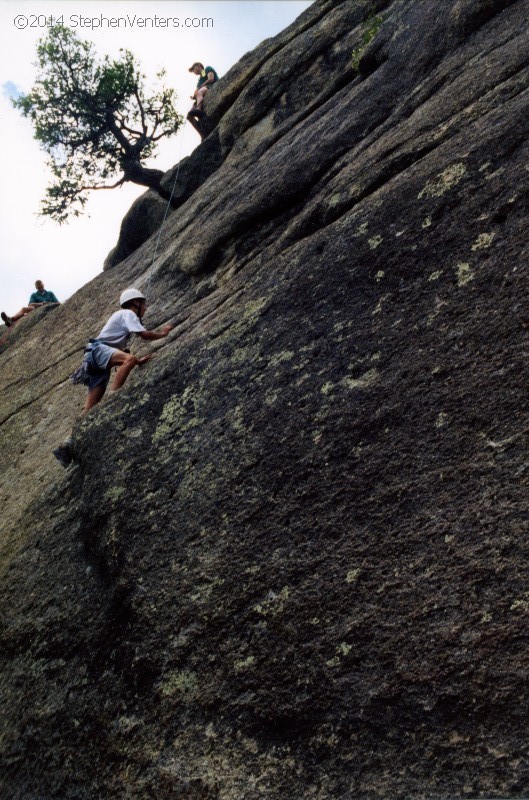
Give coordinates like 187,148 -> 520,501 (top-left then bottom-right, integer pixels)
122,159 -> 175,204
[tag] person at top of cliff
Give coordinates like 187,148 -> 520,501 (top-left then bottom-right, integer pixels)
1,280 -> 60,327
187,61 -> 219,139
53,288 -> 174,468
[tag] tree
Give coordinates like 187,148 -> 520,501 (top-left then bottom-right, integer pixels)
14,25 -> 183,222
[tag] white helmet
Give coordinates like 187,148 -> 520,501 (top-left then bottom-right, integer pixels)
120,288 -> 146,308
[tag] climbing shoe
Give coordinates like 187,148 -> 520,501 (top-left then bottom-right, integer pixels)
53,443 -> 73,468
1,312 -> 12,327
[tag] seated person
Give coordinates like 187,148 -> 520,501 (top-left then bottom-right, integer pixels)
187,62 -> 219,138
1,280 -> 60,327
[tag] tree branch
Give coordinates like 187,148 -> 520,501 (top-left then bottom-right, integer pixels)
134,85 -> 148,135
80,177 -> 126,191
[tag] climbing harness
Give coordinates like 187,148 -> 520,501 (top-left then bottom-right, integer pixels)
70,354 -> 92,385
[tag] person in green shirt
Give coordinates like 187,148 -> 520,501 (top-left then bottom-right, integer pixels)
29,280 -> 59,305
187,62 -> 219,139
1,280 -> 60,327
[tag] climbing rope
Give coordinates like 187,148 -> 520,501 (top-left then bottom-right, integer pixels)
144,117 -> 189,294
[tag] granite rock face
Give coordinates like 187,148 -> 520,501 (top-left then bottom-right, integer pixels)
2,1 -> 529,798
104,0 -> 379,269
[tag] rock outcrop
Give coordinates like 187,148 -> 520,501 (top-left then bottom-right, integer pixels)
2,1 -> 529,798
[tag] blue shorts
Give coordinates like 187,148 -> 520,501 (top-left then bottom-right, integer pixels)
86,339 -> 118,391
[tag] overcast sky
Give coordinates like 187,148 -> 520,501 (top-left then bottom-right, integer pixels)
0,0 -> 311,314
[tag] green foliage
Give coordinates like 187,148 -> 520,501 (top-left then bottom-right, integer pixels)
13,25 -> 183,222
351,12 -> 384,72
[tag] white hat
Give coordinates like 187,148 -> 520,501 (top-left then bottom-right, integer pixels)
119,288 -> 146,307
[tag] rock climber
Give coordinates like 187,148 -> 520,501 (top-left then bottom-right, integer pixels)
187,61 -> 219,139
1,280 -> 60,327
53,288 -> 174,467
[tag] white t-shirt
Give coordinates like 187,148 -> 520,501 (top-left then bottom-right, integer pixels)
97,309 -> 146,349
